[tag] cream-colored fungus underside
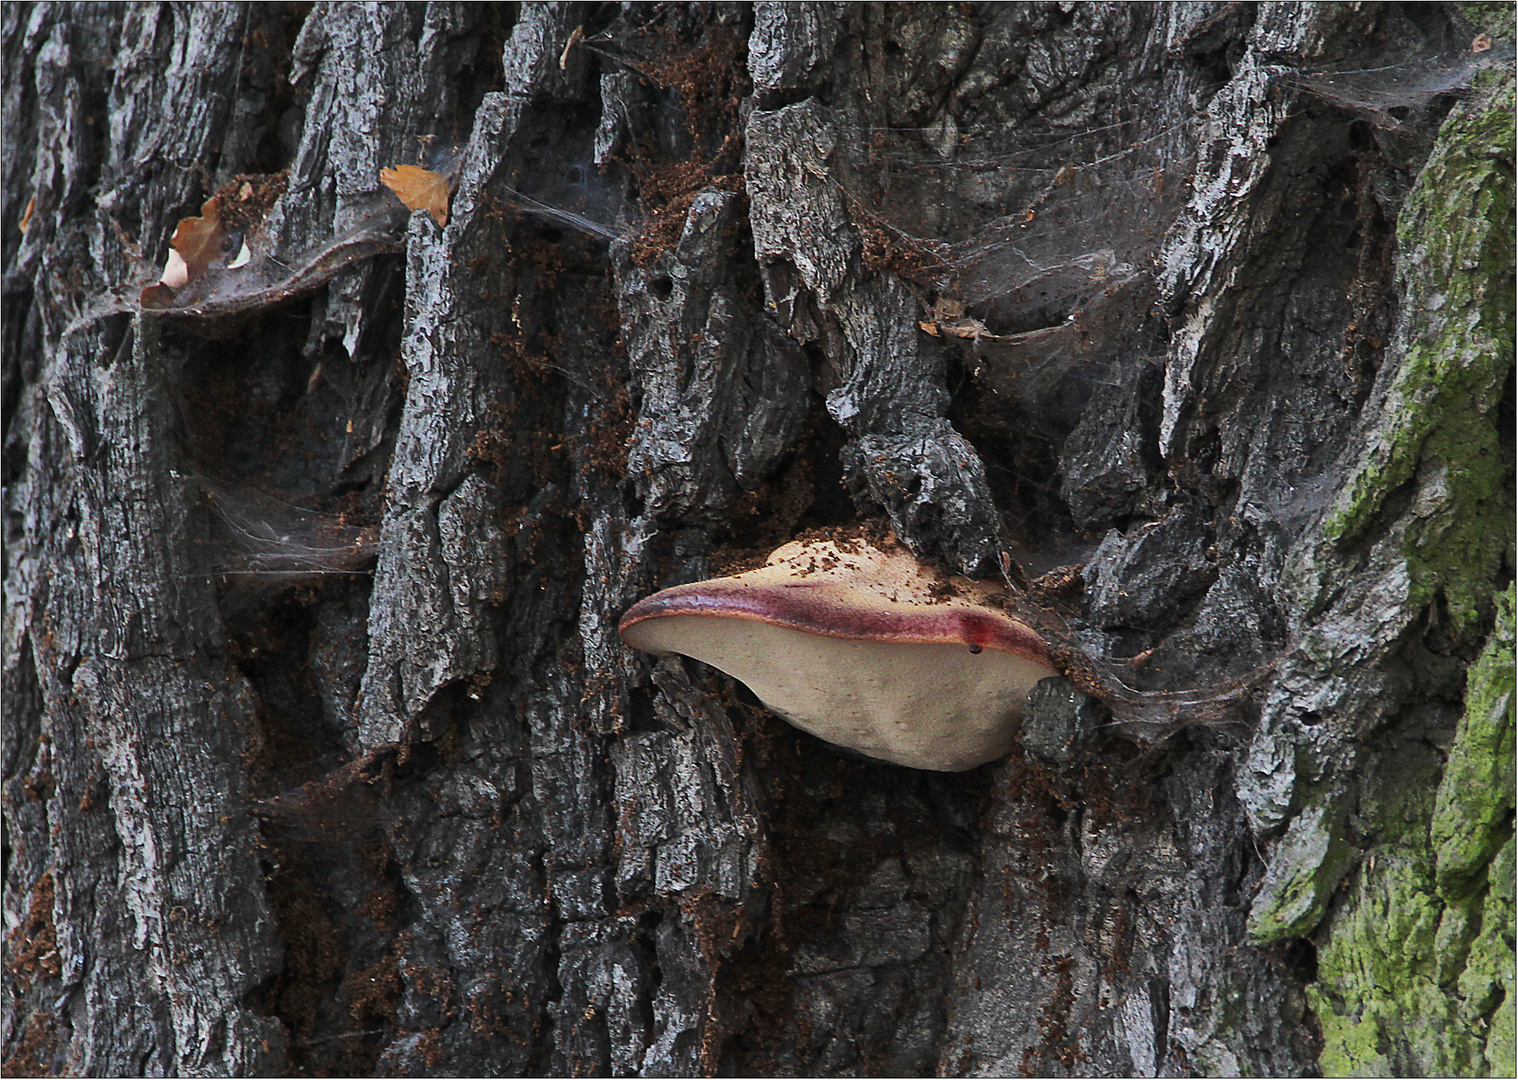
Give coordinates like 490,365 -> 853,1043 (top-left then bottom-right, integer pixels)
621,538 -> 1058,771
624,614 -> 1052,771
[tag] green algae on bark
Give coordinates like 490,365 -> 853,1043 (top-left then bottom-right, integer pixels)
1310,586 -> 1515,1076
1318,71 -> 1514,643
1434,585 -> 1517,897
1292,69 -> 1516,1076
1247,64 -> 1515,946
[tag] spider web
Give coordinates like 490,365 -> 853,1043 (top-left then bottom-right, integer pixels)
836,104 -> 1196,421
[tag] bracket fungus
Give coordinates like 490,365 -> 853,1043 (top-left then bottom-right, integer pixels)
618,536 -> 1059,771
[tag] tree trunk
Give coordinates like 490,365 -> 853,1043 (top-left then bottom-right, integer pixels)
3,2 -> 1512,1076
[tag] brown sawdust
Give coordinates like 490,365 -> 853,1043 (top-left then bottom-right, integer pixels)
1,1011 -> 59,1077
4,872 -> 60,990
621,25 -> 750,266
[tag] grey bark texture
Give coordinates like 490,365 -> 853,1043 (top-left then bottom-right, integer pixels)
3,2 -> 1512,1077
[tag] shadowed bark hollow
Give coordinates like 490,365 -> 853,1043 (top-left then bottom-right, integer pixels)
3,3 -> 1513,1076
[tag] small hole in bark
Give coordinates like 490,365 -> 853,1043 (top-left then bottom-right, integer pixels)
1299,710 -> 1323,726
1284,937 -> 1318,983
651,275 -> 674,298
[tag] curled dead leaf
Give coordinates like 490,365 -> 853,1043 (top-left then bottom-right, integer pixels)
169,196 -> 229,281
141,195 -> 232,305
380,164 -> 449,227
139,172 -> 286,309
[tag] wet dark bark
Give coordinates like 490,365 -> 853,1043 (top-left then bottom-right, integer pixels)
4,3 -> 1512,1077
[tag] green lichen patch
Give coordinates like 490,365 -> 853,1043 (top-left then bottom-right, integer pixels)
1309,594 -> 1516,1075
1322,73 -> 1515,647
1301,72 -> 1517,1077
1311,827 -> 1516,1076
1466,838 -> 1516,1071
1434,584 -> 1516,896
1309,850 -> 1484,1077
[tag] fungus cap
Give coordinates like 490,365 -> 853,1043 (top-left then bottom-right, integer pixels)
618,537 -> 1057,771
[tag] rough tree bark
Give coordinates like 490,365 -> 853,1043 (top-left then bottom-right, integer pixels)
3,2 -> 1512,1077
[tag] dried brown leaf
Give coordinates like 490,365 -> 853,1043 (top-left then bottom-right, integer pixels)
380,164 -> 449,227
169,196 -> 228,281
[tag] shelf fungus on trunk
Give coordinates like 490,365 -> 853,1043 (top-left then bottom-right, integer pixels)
618,535 -> 1058,771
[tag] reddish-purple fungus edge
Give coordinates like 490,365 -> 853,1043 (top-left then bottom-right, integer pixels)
618,580 -> 1053,665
